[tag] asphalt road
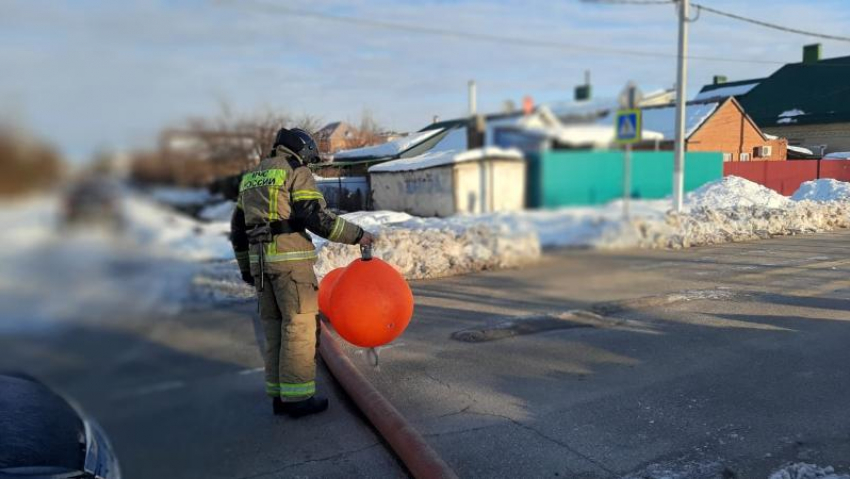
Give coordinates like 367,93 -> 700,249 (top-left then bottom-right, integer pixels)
3,230 -> 850,478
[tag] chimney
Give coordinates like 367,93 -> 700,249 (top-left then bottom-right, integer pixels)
468,80 -> 477,116
574,70 -> 592,101
803,43 -> 821,64
522,95 -> 534,115
713,75 -> 727,85
432,115 -> 440,124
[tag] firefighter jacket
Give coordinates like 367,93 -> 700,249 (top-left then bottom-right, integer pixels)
229,145 -> 364,276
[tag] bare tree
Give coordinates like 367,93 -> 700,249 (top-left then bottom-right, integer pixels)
348,109 -> 383,149
291,114 -> 324,136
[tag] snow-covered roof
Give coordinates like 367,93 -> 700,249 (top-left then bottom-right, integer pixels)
333,128 -> 444,160
596,102 -> 718,140
533,124 -> 663,147
643,102 -> 717,140
823,151 -> 850,160
369,147 -> 523,173
787,145 -> 814,155
776,108 -> 807,125
694,82 -> 759,101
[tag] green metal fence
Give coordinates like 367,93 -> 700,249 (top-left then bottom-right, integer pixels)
527,150 -> 724,207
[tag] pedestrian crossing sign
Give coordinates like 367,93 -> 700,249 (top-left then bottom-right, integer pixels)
615,109 -> 642,144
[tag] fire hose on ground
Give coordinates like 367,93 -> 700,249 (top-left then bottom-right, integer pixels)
319,326 -> 459,479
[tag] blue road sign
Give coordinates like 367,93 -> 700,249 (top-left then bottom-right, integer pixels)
615,109 -> 642,144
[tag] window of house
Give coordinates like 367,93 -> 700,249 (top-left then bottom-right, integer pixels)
739,152 -> 751,162
722,153 -> 732,162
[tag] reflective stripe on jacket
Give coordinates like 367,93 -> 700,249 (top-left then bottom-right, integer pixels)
229,146 -> 363,275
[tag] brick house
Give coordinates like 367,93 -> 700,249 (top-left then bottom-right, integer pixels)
315,121 -> 359,154
633,97 -> 787,162
696,45 -> 850,156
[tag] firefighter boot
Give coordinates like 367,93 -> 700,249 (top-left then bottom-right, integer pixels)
280,396 -> 329,418
272,398 -> 287,416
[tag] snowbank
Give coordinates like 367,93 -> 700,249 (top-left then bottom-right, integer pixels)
199,200 -> 236,222
7,176 -> 850,310
792,179 -> 850,202
688,176 -> 792,209
309,177 -> 850,278
123,195 -> 232,261
313,211 -> 540,280
149,186 -> 221,207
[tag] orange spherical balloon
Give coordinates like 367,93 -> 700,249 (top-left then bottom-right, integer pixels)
329,258 -> 413,348
318,267 -> 346,317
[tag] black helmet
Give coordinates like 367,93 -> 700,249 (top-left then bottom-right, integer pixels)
291,128 -> 319,164
271,128 -> 320,164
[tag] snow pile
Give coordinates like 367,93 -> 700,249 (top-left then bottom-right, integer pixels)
148,186 -> 221,207
313,211 -> 540,280
123,194 -> 232,261
629,201 -> 850,249
311,176 -> 850,277
769,463 -> 850,479
199,200 -> 236,222
0,193 -> 227,331
687,176 -> 792,209
792,179 -> 850,202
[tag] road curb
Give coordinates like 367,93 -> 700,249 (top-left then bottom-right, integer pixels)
319,326 -> 459,479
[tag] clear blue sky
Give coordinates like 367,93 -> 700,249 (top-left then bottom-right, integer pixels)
1,0 -> 849,161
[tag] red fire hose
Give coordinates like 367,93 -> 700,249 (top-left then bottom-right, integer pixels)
319,326 -> 459,479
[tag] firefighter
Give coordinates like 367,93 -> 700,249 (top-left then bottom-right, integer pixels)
230,127 -> 373,418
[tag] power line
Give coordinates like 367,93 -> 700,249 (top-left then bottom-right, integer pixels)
580,0 -> 673,4
691,3 -> 850,43
216,0 -> 788,65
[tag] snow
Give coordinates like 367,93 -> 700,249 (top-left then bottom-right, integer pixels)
123,194 -> 233,261
149,186 -> 221,207
536,124 -> 663,146
788,145 -> 814,156
777,109 -> 806,125
823,151 -> 850,160
688,176 -> 792,209
693,82 -> 760,101
792,179 -> 850,202
368,146 -> 523,173
779,108 -> 806,118
312,176 -> 850,278
430,126 -> 467,152
599,102 -> 719,139
333,129 -> 444,160
7,176 -> 850,313
0,191 -> 232,334
199,200 -> 236,222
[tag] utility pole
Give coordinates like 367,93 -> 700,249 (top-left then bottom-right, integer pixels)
468,80 -> 477,116
672,0 -> 689,213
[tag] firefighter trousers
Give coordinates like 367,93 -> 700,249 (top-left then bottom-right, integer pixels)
257,264 -> 321,402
